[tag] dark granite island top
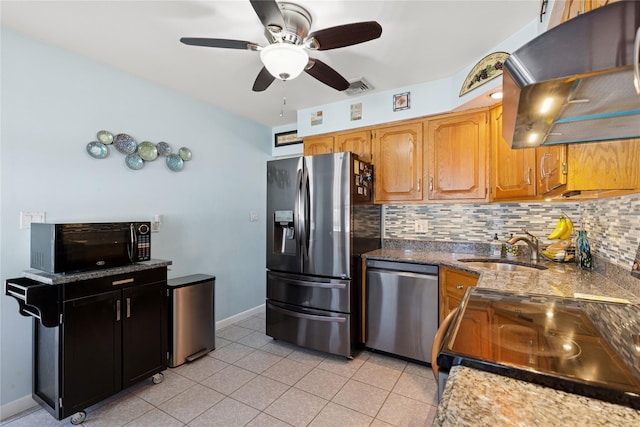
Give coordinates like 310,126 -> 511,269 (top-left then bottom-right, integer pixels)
22,259 -> 173,285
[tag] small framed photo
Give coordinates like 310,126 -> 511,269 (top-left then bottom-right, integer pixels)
274,130 -> 303,147
393,92 -> 410,111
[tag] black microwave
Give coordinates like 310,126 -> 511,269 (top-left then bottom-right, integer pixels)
30,222 -> 151,273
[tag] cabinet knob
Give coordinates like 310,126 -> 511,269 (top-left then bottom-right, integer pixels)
456,284 -> 464,289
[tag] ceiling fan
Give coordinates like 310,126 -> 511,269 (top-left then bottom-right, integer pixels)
180,0 -> 382,92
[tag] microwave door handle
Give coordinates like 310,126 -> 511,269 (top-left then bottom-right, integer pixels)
128,223 -> 137,262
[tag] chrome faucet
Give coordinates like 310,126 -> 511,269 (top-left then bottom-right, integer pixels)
507,230 -> 539,262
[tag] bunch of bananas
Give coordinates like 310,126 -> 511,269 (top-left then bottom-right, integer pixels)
547,215 -> 573,240
542,215 -> 574,262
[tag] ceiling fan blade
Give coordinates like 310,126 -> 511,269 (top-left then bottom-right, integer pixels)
250,0 -> 286,30
253,67 -> 276,92
307,21 -> 382,50
180,37 -> 260,51
305,58 -> 349,91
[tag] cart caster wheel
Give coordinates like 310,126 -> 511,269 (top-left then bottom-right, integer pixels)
152,373 -> 164,384
70,411 -> 86,425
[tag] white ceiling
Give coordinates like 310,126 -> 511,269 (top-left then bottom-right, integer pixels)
1,0 -> 540,128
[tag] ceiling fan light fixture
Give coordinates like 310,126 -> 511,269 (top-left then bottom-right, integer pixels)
260,43 -> 309,81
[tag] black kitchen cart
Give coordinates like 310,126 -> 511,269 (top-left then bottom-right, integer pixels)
4,260 -> 171,425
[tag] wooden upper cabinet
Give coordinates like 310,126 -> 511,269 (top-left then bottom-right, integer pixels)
335,130 -> 372,163
303,135 -> 334,156
536,145 -> 567,194
560,0 -> 614,23
426,110 -> 488,200
567,139 -> 640,190
490,105 -> 537,201
372,122 -> 423,203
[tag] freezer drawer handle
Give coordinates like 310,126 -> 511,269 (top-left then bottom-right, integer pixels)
277,277 -> 347,289
270,304 -> 346,323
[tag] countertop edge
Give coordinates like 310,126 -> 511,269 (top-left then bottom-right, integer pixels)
22,259 -> 173,284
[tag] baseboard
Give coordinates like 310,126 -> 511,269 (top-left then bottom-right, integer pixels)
216,303 -> 265,330
0,394 -> 38,422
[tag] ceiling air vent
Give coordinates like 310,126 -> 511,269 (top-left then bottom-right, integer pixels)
345,77 -> 373,96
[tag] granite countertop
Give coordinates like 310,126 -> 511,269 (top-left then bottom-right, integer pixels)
363,248 -> 639,303
22,259 -> 173,285
361,246 -> 640,424
434,366 -> 640,426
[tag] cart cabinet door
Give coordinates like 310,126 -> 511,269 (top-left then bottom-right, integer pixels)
62,291 -> 121,418
122,281 -> 167,388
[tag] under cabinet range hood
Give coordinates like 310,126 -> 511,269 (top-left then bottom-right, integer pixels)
503,0 -> 640,148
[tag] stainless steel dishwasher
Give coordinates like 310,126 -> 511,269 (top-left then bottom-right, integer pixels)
365,259 -> 438,363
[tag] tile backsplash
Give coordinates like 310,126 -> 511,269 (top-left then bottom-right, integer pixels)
384,192 -> 640,270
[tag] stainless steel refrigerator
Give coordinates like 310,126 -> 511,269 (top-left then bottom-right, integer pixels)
266,152 -> 381,357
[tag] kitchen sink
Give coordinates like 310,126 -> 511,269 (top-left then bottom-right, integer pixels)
457,258 -> 548,271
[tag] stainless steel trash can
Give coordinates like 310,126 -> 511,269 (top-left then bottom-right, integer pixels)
168,274 -> 215,367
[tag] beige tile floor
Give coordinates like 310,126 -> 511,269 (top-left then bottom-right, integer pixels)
2,311 -> 438,426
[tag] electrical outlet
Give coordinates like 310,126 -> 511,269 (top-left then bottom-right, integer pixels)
20,211 -> 46,229
414,219 -> 429,233
250,211 -> 258,222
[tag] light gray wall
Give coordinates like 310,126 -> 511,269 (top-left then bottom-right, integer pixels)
1,29 -> 271,406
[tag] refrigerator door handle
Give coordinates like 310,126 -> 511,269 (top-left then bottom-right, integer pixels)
294,158 -> 304,269
300,159 -> 311,262
270,303 -> 347,323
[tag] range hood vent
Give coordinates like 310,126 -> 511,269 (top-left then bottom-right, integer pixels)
503,0 -> 640,148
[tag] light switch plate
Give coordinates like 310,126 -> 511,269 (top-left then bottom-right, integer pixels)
20,211 -> 45,229
250,211 -> 258,222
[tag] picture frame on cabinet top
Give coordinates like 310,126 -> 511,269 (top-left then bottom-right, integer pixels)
274,130 -> 303,147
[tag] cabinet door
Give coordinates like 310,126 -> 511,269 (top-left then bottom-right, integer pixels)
122,282 -> 167,388
537,145 -> 567,194
372,122 -> 423,202
304,135 -> 334,156
560,0 -> 614,23
427,110 -> 488,200
335,130 -> 372,163
493,313 -> 540,367
490,105 -> 537,200
63,291 -> 121,416
567,139 -> 640,191
438,267 -> 478,324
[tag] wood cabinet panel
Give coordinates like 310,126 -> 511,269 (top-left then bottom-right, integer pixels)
536,145 -> 567,194
490,105 -> 537,200
335,130 -> 372,163
567,139 -> 640,190
427,110 -> 488,200
303,135 -> 334,156
439,267 -> 479,324
372,122 -> 423,203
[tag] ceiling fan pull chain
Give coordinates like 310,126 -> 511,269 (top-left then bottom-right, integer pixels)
280,81 -> 287,117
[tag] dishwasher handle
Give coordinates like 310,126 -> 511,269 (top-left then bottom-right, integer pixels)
366,259 -> 438,275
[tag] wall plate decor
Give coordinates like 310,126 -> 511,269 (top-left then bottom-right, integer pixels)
274,130 -> 303,147
393,92 -> 410,111
350,103 -> 362,121
86,130 -> 191,172
460,51 -> 509,97
87,141 -> 109,159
